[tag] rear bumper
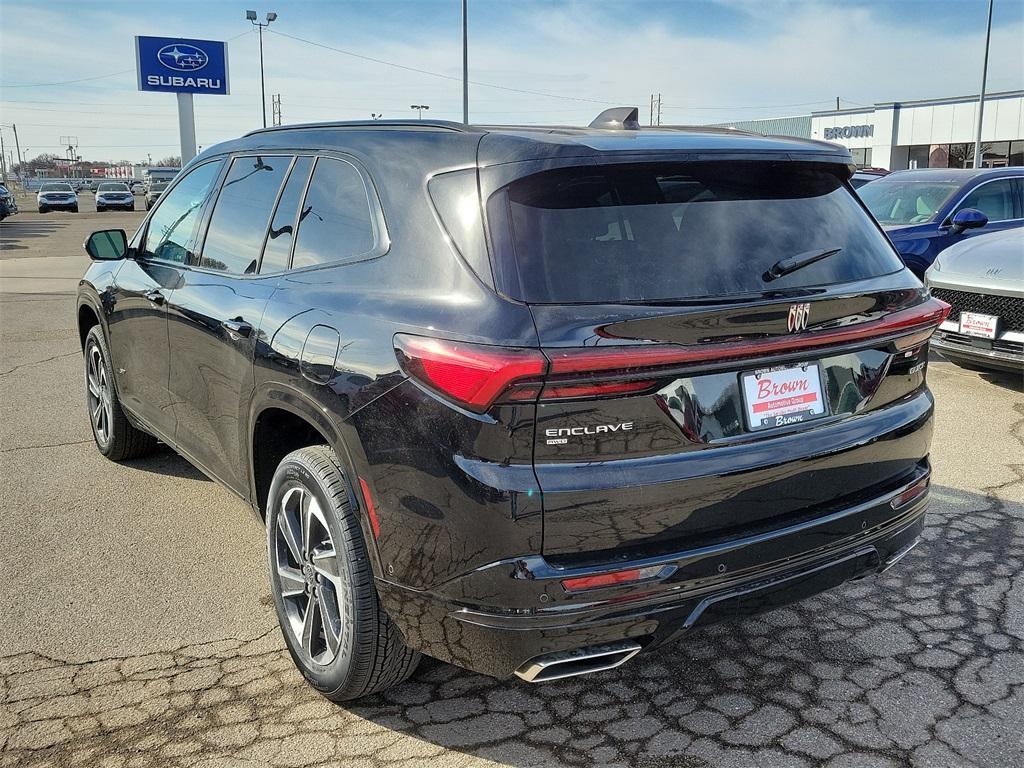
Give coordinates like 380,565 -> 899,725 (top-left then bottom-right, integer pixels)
377,468 -> 930,679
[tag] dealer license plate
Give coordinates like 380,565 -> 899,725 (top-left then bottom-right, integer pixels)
959,311 -> 998,339
741,363 -> 827,431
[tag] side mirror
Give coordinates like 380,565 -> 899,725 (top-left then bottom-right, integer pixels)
949,208 -> 988,234
84,229 -> 128,260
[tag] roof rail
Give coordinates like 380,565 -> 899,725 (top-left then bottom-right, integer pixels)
244,119 -> 478,137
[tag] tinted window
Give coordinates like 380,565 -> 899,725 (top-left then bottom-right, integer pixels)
291,157 -> 375,269
955,179 -> 1016,222
859,180 -> 960,225
200,156 -> 289,274
142,160 -> 223,264
489,162 -> 905,303
260,156 -> 313,273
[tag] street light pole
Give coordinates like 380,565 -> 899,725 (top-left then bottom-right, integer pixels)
246,10 -> 278,129
462,0 -> 469,124
410,104 -> 430,120
972,0 -> 993,168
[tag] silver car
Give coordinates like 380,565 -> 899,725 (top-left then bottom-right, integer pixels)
925,227 -> 1023,373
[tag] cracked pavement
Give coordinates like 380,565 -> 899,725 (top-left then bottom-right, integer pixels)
2,208 -> 1023,767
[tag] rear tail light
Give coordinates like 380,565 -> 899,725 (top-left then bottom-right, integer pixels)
394,298 -> 952,414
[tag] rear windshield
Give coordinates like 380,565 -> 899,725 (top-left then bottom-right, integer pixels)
487,162 -> 904,303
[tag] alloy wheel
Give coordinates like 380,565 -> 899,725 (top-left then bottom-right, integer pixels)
274,485 -> 345,665
86,342 -> 113,446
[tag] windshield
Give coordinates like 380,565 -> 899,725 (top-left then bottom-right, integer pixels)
858,180 -> 960,225
41,183 -> 73,192
98,183 -> 129,192
487,161 -> 904,303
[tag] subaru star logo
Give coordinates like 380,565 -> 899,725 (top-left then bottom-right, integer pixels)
157,43 -> 209,72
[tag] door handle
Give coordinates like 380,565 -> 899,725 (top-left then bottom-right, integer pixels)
222,318 -> 253,339
144,290 -> 164,305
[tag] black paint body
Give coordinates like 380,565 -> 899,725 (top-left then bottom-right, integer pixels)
78,122 -> 936,678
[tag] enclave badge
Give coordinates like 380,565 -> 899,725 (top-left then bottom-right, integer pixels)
787,303 -> 811,333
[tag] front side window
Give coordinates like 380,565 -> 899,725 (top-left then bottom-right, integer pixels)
490,162 -> 905,303
858,180 -> 960,225
200,155 -> 289,274
291,157 -> 375,269
141,160 -> 223,264
954,179 -> 1017,222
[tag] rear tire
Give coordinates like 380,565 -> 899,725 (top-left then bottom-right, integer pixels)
84,326 -> 158,461
266,445 -> 420,701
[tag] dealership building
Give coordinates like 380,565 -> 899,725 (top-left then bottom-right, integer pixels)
712,90 -> 1024,170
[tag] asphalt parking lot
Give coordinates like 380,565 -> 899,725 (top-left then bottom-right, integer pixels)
1,197 -> 1022,768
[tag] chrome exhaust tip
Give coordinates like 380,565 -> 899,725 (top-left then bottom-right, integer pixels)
880,536 -> 922,573
514,641 -> 642,683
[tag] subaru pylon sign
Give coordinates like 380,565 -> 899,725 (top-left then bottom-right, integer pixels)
135,36 -> 229,95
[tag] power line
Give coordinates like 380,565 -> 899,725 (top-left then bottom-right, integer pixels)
268,29 -> 626,106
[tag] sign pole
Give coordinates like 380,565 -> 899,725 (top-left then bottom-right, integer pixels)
177,92 -> 197,163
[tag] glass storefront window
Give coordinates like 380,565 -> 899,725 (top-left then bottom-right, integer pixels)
980,141 -> 1010,168
1011,141 -> 1024,167
928,145 -> 950,168
850,148 -> 873,167
908,145 -> 930,169
947,143 -> 975,168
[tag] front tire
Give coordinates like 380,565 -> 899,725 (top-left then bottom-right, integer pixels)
38,207 -> 47,214
267,446 -> 419,702
84,326 -> 157,461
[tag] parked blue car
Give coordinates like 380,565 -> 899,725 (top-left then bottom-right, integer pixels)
858,167 -> 1024,277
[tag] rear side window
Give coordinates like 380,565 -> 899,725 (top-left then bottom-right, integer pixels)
955,179 -> 1016,222
200,155 -> 289,274
488,162 -> 905,303
260,156 -> 314,273
291,157 -> 375,269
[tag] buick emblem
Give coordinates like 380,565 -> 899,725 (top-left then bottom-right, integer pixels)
787,303 -> 811,333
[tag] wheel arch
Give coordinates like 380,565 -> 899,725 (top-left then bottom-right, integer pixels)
76,296 -> 103,351
248,384 -> 383,573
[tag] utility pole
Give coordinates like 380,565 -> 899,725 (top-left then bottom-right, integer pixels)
11,124 -> 23,181
462,0 -> 469,124
650,94 -> 654,127
1,131 -> 8,183
973,0 -> 993,168
272,94 -> 282,126
836,96 -> 840,111
654,93 -> 662,126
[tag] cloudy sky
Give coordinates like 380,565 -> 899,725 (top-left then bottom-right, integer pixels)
1,0 -> 1022,163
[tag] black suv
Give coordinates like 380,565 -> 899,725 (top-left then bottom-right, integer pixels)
77,110 -> 949,701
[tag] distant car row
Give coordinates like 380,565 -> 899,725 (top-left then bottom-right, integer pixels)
35,182 -> 138,213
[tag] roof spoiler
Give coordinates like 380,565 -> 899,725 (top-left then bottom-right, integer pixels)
589,107 -> 641,130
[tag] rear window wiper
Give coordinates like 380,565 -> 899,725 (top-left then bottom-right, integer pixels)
762,247 -> 843,283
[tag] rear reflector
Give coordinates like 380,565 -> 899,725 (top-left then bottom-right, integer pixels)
358,477 -> 381,539
561,565 -> 667,592
891,476 -> 929,510
394,298 -> 952,413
